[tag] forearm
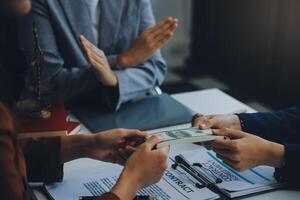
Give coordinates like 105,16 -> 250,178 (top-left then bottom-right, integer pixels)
111,170 -> 140,200
107,55 -> 123,70
21,66 -> 101,101
60,134 -> 92,163
17,3 -> 101,102
107,0 -> 166,108
114,57 -> 167,108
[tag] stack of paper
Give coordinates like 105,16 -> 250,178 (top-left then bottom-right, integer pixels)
46,159 -> 220,200
180,149 -> 284,198
45,147 -> 284,200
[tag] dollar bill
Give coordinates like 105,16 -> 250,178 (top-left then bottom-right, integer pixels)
150,127 -> 223,148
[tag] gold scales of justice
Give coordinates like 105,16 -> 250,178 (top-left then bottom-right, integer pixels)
16,22 -> 52,119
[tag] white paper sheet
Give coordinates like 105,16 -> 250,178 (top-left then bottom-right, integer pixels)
46,161 -> 219,200
217,181 -> 262,192
181,149 -> 283,198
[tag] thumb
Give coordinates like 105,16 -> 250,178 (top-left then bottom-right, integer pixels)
198,116 -> 218,129
122,129 -> 147,139
213,128 -> 246,139
144,136 -> 162,150
192,114 -> 209,129
205,117 -> 220,129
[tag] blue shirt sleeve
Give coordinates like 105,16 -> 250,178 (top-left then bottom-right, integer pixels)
113,0 -> 167,109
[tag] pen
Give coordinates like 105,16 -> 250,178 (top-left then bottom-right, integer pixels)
79,197 -> 96,200
174,155 -> 212,186
193,163 -> 222,184
79,195 -> 154,200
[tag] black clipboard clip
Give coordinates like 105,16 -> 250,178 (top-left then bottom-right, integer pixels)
171,155 -> 222,188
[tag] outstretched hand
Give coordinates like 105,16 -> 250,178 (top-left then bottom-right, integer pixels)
87,129 -> 147,165
80,36 -> 118,87
192,114 -> 242,131
111,136 -> 169,200
210,128 -> 285,172
117,17 -> 178,68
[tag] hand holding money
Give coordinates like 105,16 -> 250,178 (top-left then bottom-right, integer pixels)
192,114 -> 242,131
210,129 -> 285,171
149,127 -> 224,148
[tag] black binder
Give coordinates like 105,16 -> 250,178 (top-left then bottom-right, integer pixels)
70,94 -> 196,132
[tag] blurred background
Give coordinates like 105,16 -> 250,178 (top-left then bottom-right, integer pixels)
152,0 -> 300,112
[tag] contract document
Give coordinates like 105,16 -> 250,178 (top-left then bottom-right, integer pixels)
180,149 -> 285,198
46,159 -> 219,200
45,148 -> 285,200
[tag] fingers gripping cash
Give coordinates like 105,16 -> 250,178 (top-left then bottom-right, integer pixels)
44,127 -> 226,200
148,128 -> 224,148
43,125 -> 284,200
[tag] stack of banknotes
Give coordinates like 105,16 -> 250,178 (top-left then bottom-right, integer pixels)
150,127 -> 223,148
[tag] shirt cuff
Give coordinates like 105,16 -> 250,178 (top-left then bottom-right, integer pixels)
274,144 -> 300,186
236,113 -> 270,139
101,85 -> 120,111
114,70 -> 153,110
95,192 -> 120,200
236,113 -> 256,133
107,55 -> 123,70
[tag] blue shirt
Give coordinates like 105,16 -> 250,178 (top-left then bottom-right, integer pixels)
17,0 -> 167,110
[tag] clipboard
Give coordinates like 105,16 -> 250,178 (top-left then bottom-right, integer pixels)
171,150 -> 286,199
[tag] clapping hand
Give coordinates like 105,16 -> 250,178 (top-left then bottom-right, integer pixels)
80,36 -> 118,87
117,17 -> 178,68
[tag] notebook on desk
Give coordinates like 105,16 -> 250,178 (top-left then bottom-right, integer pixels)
69,94 -> 196,132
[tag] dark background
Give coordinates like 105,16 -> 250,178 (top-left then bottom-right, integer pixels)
164,0 -> 300,110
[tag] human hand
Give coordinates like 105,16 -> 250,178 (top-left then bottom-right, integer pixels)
80,36 -> 118,87
111,136 -> 169,200
210,128 -> 285,172
192,114 -> 242,131
117,17 -> 178,68
87,129 -> 147,165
